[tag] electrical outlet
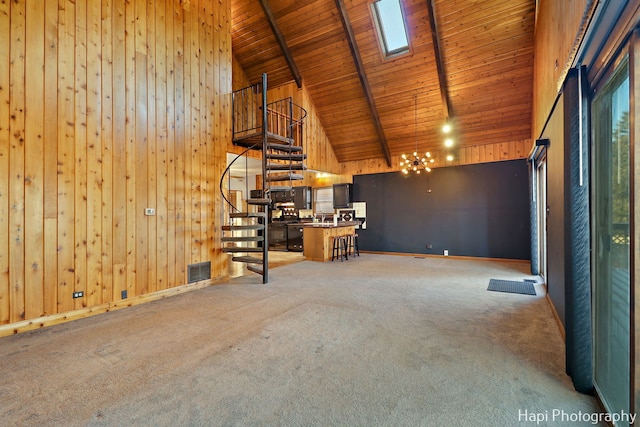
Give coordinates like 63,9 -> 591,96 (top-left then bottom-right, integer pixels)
145,208 -> 156,216
72,291 -> 84,299
444,249 -> 449,256
426,244 -> 433,249
121,290 -> 128,299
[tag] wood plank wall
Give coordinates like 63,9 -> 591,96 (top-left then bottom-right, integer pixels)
0,0 -> 231,333
340,139 -> 531,176
533,0 -> 589,138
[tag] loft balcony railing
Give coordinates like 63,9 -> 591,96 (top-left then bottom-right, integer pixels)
232,84 -> 306,150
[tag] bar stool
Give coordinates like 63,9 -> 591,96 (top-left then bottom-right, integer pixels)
332,235 -> 348,262
346,233 -> 360,257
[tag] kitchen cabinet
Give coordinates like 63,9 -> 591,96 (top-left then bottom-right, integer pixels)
333,183 -> 352,208
293,186 -> 311,209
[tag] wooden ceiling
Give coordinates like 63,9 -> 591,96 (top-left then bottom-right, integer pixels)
231,0 -> 535,165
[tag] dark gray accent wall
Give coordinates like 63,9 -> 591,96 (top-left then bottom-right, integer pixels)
353,160 -> 531,260
545,96 -> 567,328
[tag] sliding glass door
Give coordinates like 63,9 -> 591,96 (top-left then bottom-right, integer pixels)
592,56 -> 630,423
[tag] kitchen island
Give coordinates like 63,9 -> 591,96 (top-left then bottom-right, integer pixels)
302,221 -> 359,262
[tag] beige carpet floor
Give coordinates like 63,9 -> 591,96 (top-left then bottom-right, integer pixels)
0,254 -> 602,426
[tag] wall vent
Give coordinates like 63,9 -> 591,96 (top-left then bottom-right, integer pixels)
188,261 -> 211,283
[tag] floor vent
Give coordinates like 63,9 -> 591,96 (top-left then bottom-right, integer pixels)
188,261 -> 211,283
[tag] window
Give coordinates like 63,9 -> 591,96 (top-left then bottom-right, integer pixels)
313,187 -> 334,214
371,0 -> 410,58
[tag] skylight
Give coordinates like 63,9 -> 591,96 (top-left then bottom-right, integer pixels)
372,0 -> 410,58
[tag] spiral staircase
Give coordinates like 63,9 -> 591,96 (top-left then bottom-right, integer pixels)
221,74 -> 307,283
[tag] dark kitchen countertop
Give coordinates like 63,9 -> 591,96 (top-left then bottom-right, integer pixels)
301,221 -> 360,228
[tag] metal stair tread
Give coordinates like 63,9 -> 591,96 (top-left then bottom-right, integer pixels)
268,185 -> 294,191
267,142 -> 303,153
265,132 -> 294,144
230,212 -> 267,218
231,256 -> 263,264
266,164 -> 306,171
222,224 -> 265,231
221,236 -> 264,242
247,265 -> 264,275
266,173 -> 304,181
266,153 -> 307,161
222,247 -> 264,253
246,198 -> 271,205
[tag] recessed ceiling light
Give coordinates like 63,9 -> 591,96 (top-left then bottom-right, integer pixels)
444,138 -> 454,147
442,123 -> 451,133
446,154 -> 454,161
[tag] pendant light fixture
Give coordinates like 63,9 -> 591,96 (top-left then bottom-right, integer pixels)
400,94 -> 434,174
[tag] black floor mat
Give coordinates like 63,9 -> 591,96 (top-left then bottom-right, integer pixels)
487,279 -> 536,296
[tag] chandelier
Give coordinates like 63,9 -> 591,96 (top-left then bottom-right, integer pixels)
400,94 -> 434,174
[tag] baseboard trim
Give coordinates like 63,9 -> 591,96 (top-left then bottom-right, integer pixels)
546,293 -> 566,340
359,250 -> 531,265
0,277 -> 226,338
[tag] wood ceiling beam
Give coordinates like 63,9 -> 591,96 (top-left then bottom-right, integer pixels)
334,0 -> 392,167
426,0 -> 452,120
258,0 -> 303,88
